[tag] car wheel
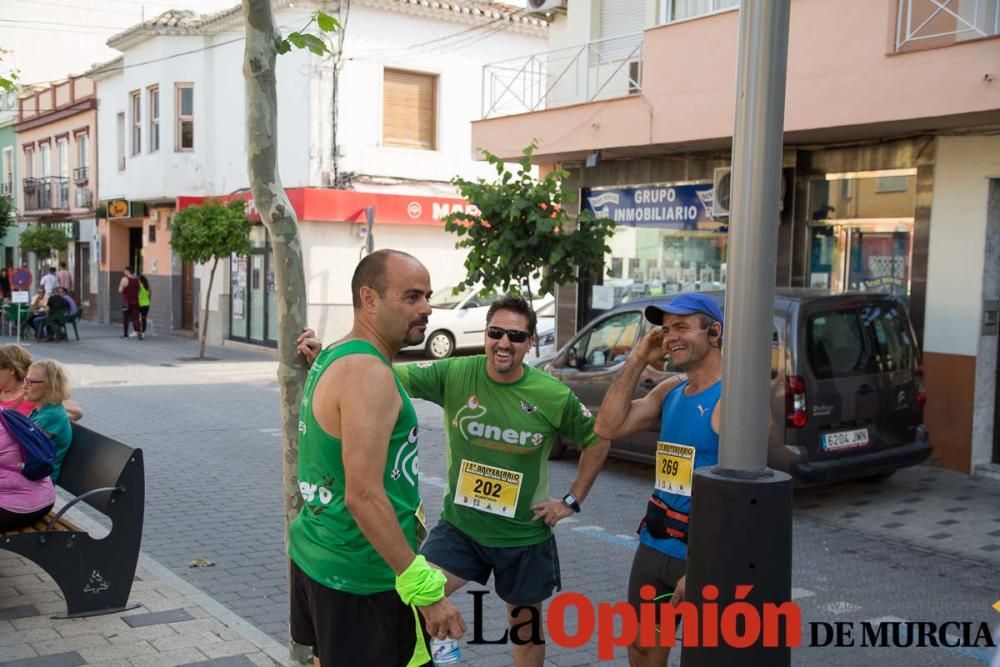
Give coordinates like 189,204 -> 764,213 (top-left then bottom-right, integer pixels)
548,435 -> 568,460
425,331 -> 455,360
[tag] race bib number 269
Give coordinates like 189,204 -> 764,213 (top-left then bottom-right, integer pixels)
655,442 -> 695,497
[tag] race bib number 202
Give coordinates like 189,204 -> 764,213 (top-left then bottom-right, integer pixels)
454,459 -> 523,518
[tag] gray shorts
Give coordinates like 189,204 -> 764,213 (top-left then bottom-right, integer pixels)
627,543 -> 687,612
420,520 -> 561,606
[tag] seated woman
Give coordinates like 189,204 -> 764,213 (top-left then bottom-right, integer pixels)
0,345 -> 35,415
0,416 -> 55,532
24,361 -> 73,483
0,345 -> 83,420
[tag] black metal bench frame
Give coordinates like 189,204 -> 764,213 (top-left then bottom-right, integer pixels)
1,423 -> 145,618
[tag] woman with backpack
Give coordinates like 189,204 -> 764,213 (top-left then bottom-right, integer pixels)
0,414 -> 55,530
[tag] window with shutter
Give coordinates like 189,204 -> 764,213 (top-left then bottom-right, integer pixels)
383,69 -> 437,151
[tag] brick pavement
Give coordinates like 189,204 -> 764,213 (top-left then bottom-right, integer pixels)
2,321 -> 997,665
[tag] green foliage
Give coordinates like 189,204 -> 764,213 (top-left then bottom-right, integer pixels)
19,225 -> 69,258
443,142 -> 616,298
169,200 -> 252,264
0,49 -> 18,92
0,195 -> 15,241
278,11 -> 339,55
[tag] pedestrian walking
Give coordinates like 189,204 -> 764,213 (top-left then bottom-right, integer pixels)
595,293 -> 725,667
118,267 -> 142,340
289,249 -> 464,666
55,263 -> 73,296
138,275 -> 151,334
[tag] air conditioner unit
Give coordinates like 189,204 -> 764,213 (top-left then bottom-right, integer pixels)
712,167 -> 787,220
712,167 -> 731,220
526,0 -> 567,14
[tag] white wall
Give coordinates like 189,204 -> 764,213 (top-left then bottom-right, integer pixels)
98,14 -> 315,202
336,5 -> 546,180
301,220 -> 471,343
924,135 -> 1000,356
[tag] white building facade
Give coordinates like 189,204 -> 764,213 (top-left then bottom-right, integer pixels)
93,0 -> 546,344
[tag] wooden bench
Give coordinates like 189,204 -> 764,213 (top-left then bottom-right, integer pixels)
1,423 -> 145,618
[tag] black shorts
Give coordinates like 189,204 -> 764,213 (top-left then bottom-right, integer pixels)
627,543 -> 687,624
289,559 -> 430,666
420,520 -> 560,606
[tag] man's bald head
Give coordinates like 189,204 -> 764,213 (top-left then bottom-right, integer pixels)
351,249 -> 421,309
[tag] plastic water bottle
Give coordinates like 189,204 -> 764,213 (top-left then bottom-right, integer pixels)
429,637 -> 461,665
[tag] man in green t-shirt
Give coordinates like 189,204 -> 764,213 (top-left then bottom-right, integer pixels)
288,250 -> 464,667
395,295 -> 610,667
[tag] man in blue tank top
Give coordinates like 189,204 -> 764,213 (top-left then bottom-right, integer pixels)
595,292 -> 724,667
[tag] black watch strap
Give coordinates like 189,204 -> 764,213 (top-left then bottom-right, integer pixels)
562,493 -> 581,513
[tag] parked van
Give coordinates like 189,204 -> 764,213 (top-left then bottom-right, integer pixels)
534,289 -> 931,485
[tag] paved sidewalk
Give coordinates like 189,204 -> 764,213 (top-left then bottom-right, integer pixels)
0,499 -> 286,667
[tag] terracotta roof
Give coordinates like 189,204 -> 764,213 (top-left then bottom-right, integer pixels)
108,0 -> 545,51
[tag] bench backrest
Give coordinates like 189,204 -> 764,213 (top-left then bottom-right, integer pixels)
58,423 -> 144,516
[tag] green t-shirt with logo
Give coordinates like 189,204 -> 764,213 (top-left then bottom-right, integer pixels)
288,339 -> 422,595
397,355 -> 599,547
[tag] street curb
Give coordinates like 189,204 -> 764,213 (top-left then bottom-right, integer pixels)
55,489 -> 290,666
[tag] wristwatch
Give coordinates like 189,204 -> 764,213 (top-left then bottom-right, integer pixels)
562,493 -> 581,513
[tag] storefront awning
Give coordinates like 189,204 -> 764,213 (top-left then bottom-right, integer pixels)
175,188 -> 474,227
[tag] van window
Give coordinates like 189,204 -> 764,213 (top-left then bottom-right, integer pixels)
579,311 -> 642,368
863,304 -> 916,372
807,311 -> 868,379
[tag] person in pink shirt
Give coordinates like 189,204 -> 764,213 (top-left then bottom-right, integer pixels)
0,416 -> 55,531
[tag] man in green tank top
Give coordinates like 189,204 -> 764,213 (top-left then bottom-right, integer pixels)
288,250 -> 464,667
395,295 -> 611,667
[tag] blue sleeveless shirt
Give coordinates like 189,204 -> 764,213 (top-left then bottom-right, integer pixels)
638,379 -> 722,559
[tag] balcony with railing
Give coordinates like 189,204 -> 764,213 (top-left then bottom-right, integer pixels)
482,32 -> 643,119
73,166 -> 89,186
22,177 -> 70,212
472,0 -> 1000,162
895,0 -> 999,52
0,181 -> 12,198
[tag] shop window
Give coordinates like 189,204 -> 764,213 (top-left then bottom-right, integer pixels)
383,69 -> 437,150
875,175 -> 909,193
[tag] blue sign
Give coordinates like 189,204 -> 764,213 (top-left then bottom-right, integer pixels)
583,183 -> 723,231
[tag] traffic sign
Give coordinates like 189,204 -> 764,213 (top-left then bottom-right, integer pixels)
11,268 -> 32,290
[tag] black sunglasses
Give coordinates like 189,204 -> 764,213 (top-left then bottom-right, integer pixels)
486,326 -> 530,343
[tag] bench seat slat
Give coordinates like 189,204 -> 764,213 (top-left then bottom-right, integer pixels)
1,513 -> 79,537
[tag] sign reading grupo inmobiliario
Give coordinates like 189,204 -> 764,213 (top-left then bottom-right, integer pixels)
583,182 -> 724,231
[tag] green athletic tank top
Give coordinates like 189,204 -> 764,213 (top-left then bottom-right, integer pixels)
287,339 -> 422,594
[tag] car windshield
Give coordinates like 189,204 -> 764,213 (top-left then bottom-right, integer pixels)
430,286 -> 474,309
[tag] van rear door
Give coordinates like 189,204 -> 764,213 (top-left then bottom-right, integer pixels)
795,302 -> 882,460
860,299 -> 923,447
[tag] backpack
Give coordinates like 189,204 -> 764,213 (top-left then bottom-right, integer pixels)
0,406 -> 56,481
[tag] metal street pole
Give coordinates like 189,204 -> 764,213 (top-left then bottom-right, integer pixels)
682,1 -> 794,665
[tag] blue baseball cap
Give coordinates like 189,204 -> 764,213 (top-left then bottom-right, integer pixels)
644,293 -> 724,326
